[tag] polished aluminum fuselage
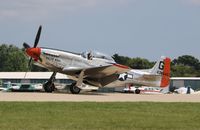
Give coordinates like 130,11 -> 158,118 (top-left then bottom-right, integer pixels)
36,48 -> 115,74
33,48 -> 168,88
108,69 -> 162,87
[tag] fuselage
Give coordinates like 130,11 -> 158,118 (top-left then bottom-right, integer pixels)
109,69 -> 162,87
109,56 -> 171,88
34,47 -> 115,75
26,47 -> 170,88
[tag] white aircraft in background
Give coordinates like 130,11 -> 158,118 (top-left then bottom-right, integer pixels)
23,26 -> 170,94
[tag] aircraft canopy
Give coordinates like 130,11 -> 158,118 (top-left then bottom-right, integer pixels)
81,51 -> 114,61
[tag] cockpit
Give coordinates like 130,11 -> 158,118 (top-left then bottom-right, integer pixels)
81,51 -> 114,61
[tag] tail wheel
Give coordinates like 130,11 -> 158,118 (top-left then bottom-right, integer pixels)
43,81 -> 55,93
135,89 -> 140,94
70,83 -> 81,94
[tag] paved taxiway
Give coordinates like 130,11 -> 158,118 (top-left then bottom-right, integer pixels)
0,92 -> 200,102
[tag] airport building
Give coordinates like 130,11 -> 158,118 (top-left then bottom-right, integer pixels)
170,77 -> 200,91
0,72 -> 72,85
1,72 -> 200,91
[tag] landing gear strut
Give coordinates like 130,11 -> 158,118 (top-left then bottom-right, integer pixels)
68,70 -> 84,94
69,83 -> 81,94
43,72 -> 56,93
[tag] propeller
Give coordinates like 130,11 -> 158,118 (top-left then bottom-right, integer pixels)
23,25 -> 42,69
34,25 -> 42,48
23,42 -> 30,49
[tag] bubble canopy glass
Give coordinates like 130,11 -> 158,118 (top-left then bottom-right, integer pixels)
81,51 -> 114,61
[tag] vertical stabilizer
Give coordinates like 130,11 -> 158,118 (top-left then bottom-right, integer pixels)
150,56 -> 171,88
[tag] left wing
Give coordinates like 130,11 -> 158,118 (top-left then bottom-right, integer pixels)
63,64 -> 131,87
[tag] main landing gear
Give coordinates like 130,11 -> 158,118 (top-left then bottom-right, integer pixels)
68,70 -> 84,94
69,83 -> 81,94
43,71 -> 82,94
43,72 -> 56,93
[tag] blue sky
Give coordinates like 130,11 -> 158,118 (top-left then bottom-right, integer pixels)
0,0 -> 200,60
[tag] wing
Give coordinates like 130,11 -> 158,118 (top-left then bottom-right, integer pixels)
63,64 -> 130,78
63,64 -> 131,87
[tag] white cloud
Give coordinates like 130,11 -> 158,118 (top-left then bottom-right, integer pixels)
0,0 -> 130,22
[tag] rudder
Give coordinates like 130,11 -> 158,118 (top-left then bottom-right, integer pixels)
160,57 -> 171,87
150,56 -> 171,87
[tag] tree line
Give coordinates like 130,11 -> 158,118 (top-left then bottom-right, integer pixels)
0,44 -> 47,72
0,44 -> 200,77
113,54 -> 200,77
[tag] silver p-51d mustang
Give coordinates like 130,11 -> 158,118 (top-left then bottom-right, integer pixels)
23,26 -> 130,94
23,26 -> 170,94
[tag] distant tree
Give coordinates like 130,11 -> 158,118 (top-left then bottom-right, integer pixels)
171,55 -> 200,77
130,57 -> 154,69
174,55 -> 200,70
171,64 -> 197,77
0,44 -> 28,71
112,54 -> 154,69
112,54 -> 131,66
0,44 -> 48,72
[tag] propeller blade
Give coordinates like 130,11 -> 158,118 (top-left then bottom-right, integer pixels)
23,42 -> 31,49
34,25 -> 42,48
28,57 -> 32,68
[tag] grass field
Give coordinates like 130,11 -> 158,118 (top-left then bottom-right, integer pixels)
0,102 -> 200,130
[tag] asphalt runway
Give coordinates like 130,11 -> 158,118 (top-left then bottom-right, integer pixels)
0,92 -> 200,102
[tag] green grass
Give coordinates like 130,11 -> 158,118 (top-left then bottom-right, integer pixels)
0,102 -> 200,130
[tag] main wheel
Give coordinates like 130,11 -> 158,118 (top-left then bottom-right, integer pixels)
135,89 -> 140,94
70,84 -> 81,94
43,81 -> 55,93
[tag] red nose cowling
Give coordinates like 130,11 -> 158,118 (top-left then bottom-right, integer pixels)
25,47 -> 41,61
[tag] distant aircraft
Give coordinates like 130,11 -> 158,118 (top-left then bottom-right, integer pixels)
23,26 -> 170,94
123,86 -> 163,94
111,56 -> 171,89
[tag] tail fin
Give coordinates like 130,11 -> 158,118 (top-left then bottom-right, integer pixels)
150,56 -> 171,88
